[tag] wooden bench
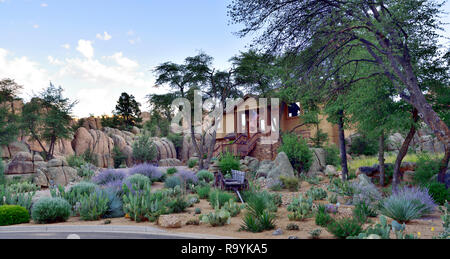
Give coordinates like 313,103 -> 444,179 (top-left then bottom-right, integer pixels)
214,170 -> 249,203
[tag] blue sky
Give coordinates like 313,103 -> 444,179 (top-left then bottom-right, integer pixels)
0,0 -> 449,118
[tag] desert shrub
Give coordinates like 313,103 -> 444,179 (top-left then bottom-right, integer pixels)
188,158 -> 198,169
287,195 -> 313,221
309,229 -> 322,239
167,196 -> 189,213
102,188 -> 124,218
306,187 -> 328,200
164,175 -> 182,189
218,152 -> 240,176
279,176 -> 299,191
328,193 -> 338,204
175,170 -> 198,186
209,189 -> 236,208
132,133 -> 157,163
124,174 -> 151,192
200,209 -> 231,227
286,223 -> 299,231
315,204 -> 333,227
426,182 -> 449,206
414,154 -> 441,186
197,170 -> 214,183
166,167 -> 178,175
380,186 -> 437,223
93,169 -> 127,186
350,180 -> 382,213
268,179 -> 283,191
77,163 -> 96,178
195,185 -> 211,199
278,133 -> 313,174
349,135 -> 378,156
31,197 -> 71,224
0,205 -> 30,226
324,144 -> 340,167
79,191 -> 110,221
240,195 -> 276,232
129,163 -> 163,182
67,155 -> 85,168
223,199 -> 242,217
327,217 -> 363,239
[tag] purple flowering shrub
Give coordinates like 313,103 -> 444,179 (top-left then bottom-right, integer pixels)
175,170 -> 198,185
129,163 -> 163,182
93,169 -> 127,186
380,186 -> 437,223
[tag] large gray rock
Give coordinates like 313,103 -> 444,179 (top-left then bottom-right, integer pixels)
245,156 -> 260,172
387,133 -> 405,151
256,160 -> 274,178
267,152 -> 295,180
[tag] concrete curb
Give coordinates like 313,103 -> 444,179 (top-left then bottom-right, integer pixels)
0,225 -> 236,239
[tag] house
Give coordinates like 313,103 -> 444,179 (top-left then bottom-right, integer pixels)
213,95 -> 356,161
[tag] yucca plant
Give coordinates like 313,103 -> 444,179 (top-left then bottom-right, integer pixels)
240,195 -> 276,232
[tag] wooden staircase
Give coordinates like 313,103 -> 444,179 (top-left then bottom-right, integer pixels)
213,132 -> 263,158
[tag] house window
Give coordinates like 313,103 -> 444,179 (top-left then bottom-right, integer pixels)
288,102 -> 301,118
260,119 -> 266,132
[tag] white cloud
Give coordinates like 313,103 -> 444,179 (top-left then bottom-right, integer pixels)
128,37 -> 141,45
41,3 -> 48,7
48,56 -> 63,65
96,31 -> 112,41
76,39 -> 94,59
0,48 -> 50,98
33,24 -> 39,29
61,44 -> 70,49
105,52 -> 139,69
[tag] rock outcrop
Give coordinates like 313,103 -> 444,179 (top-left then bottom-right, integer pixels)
72,127 -> 115,168
5,153 -> 79,187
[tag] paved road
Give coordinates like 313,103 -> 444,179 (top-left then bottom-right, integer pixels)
0,232 -> 190,239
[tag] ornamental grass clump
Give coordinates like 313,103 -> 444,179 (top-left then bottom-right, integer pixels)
209,189 -> 235,208
196,170 -> 214,183
380,186 -> 437,223
129,163 -> 163,182
326,217 -> 363,239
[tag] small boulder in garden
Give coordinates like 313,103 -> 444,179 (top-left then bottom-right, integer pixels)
158,215 -> 182,228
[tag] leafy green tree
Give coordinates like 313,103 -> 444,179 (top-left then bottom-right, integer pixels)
132,133 -> 157,164
114,92 -> 142,129
0,79 -> 22,146
21,83 -> 77,160
229,0 -> 450,184
278,132 -> 313,175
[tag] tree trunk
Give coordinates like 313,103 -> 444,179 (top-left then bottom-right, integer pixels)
393,109 -> 418,192
438,146 -> 449,188
204,130 -> 217,170
337,110 -> 348,181
378,131 -> 385,186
